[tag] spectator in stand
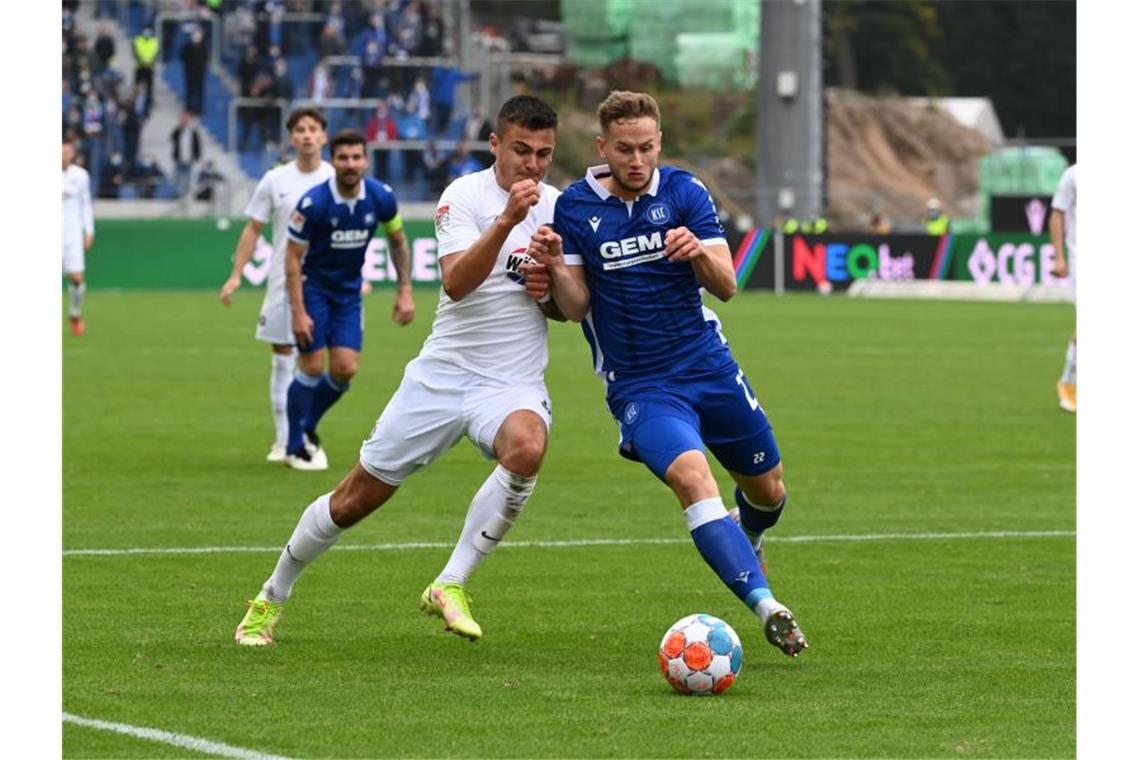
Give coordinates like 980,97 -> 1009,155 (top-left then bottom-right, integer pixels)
317,21 -> 346,60
867,211 -> 892,234
121,85 -> 144,169
94,25 -> 116,74
309,62 -> 333,102
416,2 -> 445,57
130,152 -> 163,199
421,138 -> 447,195
238,45 -> 262,151
132,27 -> 158,118
324,0 -> 346,40
170,109 -> 203,198
81,92 -> 106,195
180,26 -> 210,115
365,100 -> 399,179
250,67 -> 281,151
445,140 -> 483,185
272,57 -> 295,101
429,60 -> 477,136
463,104 -> 494,167
98,151 -> 127,198
407,76 -> 431,123
354,13 -> 388,56
361,39 -> 385,99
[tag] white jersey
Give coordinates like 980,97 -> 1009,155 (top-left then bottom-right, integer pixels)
244,160 -> 335,291
421,168 -> 560,385
1051,164 -> 1077,262
62,163 -> 94,250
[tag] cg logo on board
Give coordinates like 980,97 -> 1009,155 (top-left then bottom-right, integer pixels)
646,203 -> 671,225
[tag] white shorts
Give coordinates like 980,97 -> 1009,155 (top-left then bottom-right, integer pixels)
359,355 -> 553,486
63,241 -> 84,275
255,283 -> 294,346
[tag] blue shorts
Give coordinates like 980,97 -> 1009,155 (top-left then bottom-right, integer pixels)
301,284 -> 363,353
610,365 -> 781,482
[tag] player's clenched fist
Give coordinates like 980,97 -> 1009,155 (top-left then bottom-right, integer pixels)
502,179 -> 542,225
527,225 -> 563,267
519,262 -> 552,301
665,226 -> 702,262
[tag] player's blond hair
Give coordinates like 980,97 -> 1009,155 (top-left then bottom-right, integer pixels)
597,91 -> 661,132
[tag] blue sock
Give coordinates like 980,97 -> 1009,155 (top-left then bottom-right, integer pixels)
735,488 -> 785,535
306,373 -> 349,435
286,371 -> 321,454
686,498 -> 772,610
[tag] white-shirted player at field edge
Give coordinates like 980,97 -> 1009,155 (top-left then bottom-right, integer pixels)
235,95 -> 564,645
1049,163 -> 1076,413
63,134 -> 95,337
218,107 -> 338,463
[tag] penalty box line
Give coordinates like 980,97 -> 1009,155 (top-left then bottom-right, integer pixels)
63,530 -> 1076,557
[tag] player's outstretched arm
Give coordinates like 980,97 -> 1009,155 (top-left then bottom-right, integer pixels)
441,179 -> 541,301
666,227 -> 736,301
1049,209 -> 1068,278
219,218 -> 264,306
387,227 -> 415,325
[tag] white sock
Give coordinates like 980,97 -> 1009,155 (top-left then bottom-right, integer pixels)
436,466 -> 536,585
270,352 -> 294,447
261,493 -> 344,602
68,282 -> 86,318
1060,339 -> 1076,384
755,596 -> 788,622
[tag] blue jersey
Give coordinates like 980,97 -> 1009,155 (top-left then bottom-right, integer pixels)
554,165 -> 732,384
287,176 -> 400,294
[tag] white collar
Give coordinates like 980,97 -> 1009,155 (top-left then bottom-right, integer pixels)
584,164 -> 661,201
330,176 -> 366,204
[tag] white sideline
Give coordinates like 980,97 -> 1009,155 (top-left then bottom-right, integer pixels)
62,530 -> 1075,557
63,712 -> 291,760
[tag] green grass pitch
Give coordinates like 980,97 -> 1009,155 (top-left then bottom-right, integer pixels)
63,290 -> 1075,758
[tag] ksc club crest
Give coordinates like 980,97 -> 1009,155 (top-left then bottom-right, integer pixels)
646,203 -> 671,226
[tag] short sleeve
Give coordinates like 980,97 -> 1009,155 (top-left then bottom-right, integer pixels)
553,197 -> 583,267
681,175 -> 727,247
1052,167 -> 1075,214
434,184 -> 480,258
286,193 -> 318,244
378,182 -> 399,224
244,172 -> 274,224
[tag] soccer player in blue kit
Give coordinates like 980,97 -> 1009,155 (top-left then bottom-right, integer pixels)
282,129 -> 413,471
524,91 -> 807,657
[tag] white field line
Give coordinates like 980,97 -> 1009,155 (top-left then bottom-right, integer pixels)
62,530 -> 1075,558
63,712 -> 291,760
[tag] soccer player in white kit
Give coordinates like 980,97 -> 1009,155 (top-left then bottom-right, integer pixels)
62,135 -> 94,337
235,95 -> 563,646
219,108 -> 337,462
1049,163 -> 1077,413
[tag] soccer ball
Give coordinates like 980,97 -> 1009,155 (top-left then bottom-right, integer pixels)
658,614 -> 743,695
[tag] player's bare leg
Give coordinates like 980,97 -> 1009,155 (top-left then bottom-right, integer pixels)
236,464 -> 398,645
423,410 -> 547,641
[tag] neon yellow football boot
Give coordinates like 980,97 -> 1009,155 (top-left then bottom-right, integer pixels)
234,597 -> 284,646
419,582 -> 483,641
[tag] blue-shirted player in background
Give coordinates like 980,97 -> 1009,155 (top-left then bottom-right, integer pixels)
283,129 -> 414,471
524,91 -> 807,657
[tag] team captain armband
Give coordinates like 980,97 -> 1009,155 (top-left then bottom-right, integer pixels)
382,214 -> 405,235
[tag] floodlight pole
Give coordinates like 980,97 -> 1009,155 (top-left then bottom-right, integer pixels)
756,0 -> 824,294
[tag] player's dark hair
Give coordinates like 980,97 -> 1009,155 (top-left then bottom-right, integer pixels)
329,129 -> 367,157
286,106 -> 327,132
597,90 -> 661,132
495,95 -> 558,135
